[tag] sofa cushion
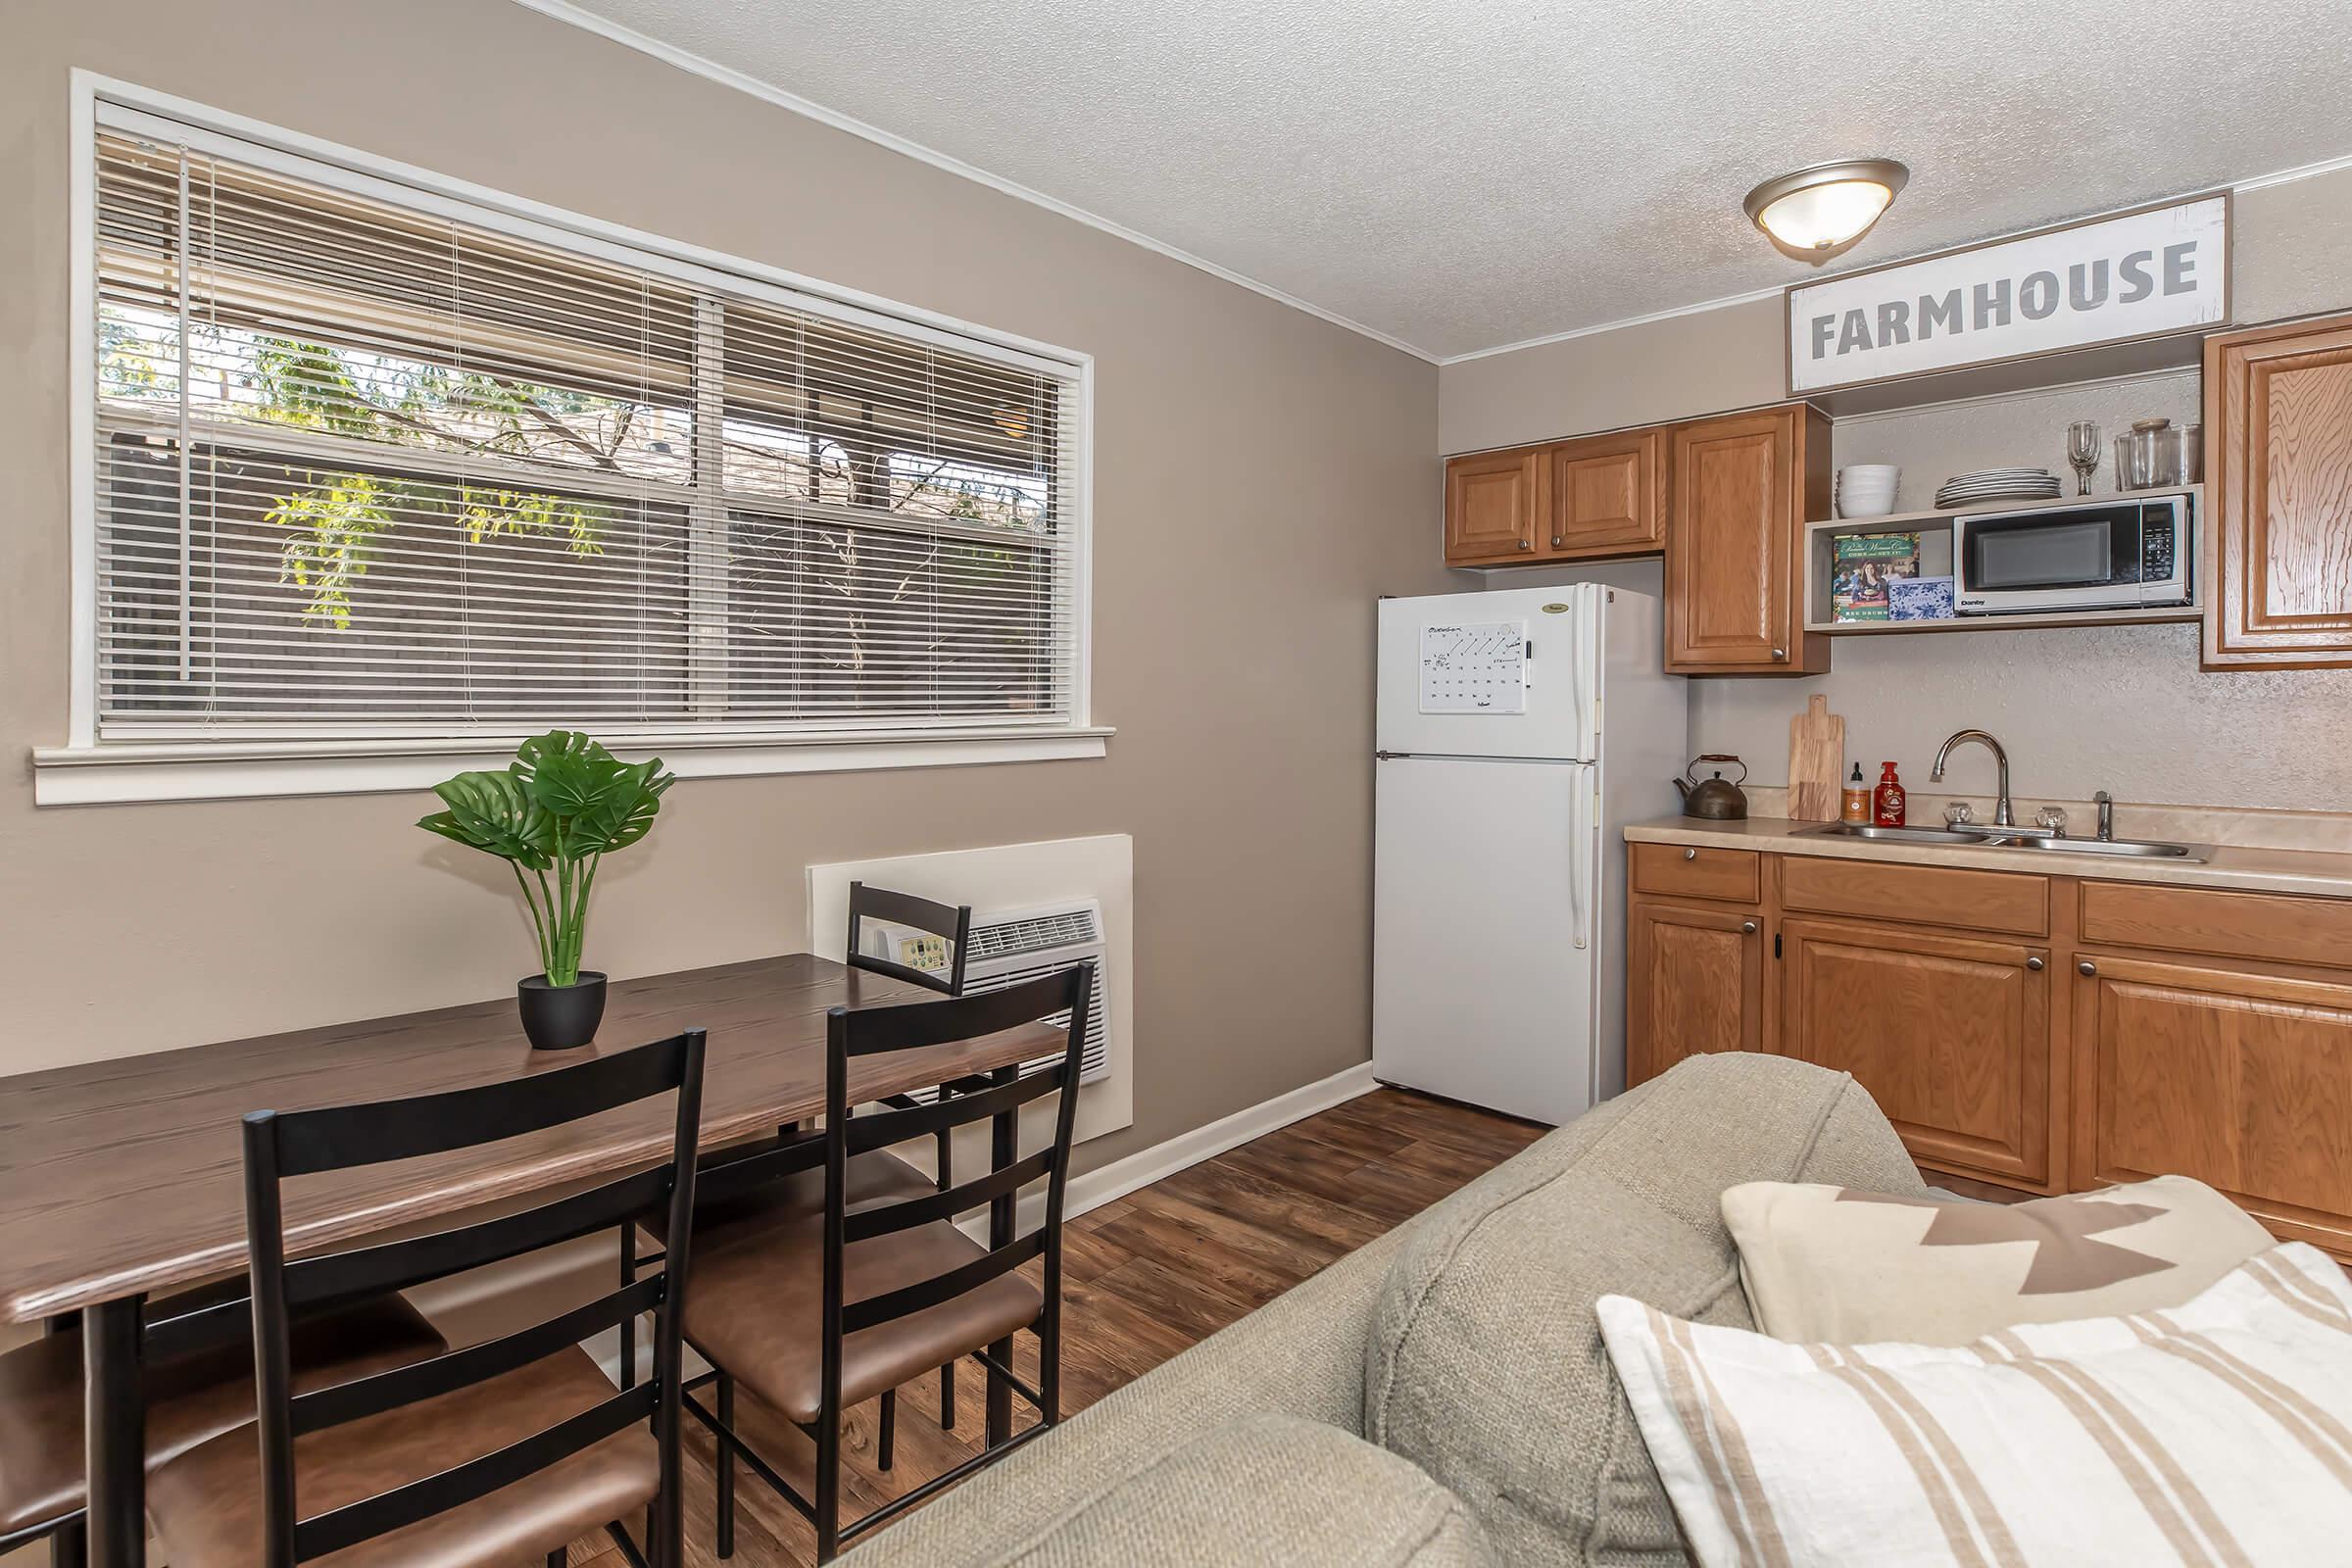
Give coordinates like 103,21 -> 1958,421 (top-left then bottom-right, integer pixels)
984,1413 -> 1496,1568
1596,1245 -> 2352,1567
1363,1054 -> 1925,1566
1725,1174 -> 2277,1346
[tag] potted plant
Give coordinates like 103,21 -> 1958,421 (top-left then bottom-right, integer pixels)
419,730 -> 676,1051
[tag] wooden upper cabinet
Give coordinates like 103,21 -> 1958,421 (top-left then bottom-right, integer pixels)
1547,429 -> 1665,558
1627,900 -> 1764,1088
1665,405 -> 1831,674
1444,448 -> 1544,564
2073,954 -> 2352,1255
2204,311 -> 2352,668
1780,916 -> 2051,1187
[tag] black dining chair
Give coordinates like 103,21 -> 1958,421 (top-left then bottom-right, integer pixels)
652,964 -> 1091,1562
141,1030 -> 706,1568
0,1279 -> 446,1567
846,881 -> 973,998
848,881 -> 976,1431
622,884 -> 980,1446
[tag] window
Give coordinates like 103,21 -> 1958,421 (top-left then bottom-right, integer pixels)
61,89 -> 1094,799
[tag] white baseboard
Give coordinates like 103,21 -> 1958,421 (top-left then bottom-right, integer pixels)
1050,1058 -> 1379,1226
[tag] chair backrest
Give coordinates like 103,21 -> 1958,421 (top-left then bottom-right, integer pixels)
846,881 -> 972,996
238,1030 -> 706,1567
821,965 -> 1092,1387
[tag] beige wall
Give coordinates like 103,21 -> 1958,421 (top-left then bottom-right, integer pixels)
1441,168 -> 2352,812
0,0 -> 1446,1184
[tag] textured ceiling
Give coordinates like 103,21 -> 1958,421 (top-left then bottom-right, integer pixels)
535,0 -> 2352,360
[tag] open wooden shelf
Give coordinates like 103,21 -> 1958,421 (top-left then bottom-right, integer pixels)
1802,484 -> 2200,635
1804,606 -> 2199,635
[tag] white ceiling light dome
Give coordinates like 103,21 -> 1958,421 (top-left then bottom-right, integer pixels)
1742,159 -> 1910,263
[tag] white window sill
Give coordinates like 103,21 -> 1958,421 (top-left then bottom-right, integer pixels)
30,727 -> 1113,807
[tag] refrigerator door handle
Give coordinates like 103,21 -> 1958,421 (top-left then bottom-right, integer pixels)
1568,771 -> 1592,951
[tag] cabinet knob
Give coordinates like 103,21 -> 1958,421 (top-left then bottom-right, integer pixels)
1551,535 -> 1564,548
2026,955 -> 2044,971
1684,848 -> 1697,859
2080,960 -> 2098,977
1517,539 -> 1533,551
1741,920 -> 1759,935
1772,647 -> 1788,661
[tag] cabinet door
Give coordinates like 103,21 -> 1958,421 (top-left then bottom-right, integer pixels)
1627,901 -> 1763,1087
1548,429 -> 1664,557
1780,917 -> 2049,1185
2074,954 -> 2352,1253
1444,449 -> 1544,564
1665,407 -> 1826,673
2205,312 -> 2352,668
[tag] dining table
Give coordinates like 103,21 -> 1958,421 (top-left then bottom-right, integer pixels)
0,952 -> 1067,1567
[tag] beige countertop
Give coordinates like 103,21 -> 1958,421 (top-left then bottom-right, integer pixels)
1624,814 -> 2352,900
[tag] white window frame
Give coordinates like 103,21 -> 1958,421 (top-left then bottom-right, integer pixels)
38,71 -> 1105,806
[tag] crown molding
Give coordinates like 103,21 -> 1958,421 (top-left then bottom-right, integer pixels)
1443,148 -> 2352,368
1436,285 -> 1787,367
499,4 -> 2352,375
503,0 -> 1440,364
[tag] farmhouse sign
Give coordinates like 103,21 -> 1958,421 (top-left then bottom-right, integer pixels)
1787,195 -> 2230,397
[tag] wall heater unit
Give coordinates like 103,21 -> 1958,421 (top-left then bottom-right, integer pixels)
857,898 -> 1111,1086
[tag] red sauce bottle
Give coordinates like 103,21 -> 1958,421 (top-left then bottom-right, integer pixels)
1872,761 -> 1906,827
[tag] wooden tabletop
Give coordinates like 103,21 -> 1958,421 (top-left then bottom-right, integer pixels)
0,955 -> 1064,1323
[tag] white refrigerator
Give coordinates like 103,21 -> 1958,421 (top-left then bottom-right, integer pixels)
1373,582 -> 1686,1126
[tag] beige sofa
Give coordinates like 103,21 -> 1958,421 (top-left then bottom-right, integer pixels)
839,1054 -> 1925,1566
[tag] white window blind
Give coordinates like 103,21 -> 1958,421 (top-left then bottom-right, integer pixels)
89,113 -> 1085,745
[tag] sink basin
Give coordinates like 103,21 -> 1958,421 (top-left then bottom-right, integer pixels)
1796,821 -> 2211,862
1797,823 -> 1994,847
1973,835 -> 2213,862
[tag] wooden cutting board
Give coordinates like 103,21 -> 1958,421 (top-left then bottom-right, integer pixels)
1788,694 -> 1844,822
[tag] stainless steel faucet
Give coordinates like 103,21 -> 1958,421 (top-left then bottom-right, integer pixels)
2094,789 -> 2115,842
1930,729 -> 2013,826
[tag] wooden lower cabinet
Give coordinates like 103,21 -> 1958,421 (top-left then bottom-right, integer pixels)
1621,849 -> 2352,1252
2073,953 -> 2352,1253
1779,917 -> 2051,1188
1627,901 -> 1763,1085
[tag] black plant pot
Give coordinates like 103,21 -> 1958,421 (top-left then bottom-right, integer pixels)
517,971 -> 607,1051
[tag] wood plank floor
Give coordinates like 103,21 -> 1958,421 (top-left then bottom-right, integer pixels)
564,1088 -> 1544,1567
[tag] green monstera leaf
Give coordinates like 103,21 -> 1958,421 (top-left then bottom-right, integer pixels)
514,729 -> 620,817
564,757 -> 675,856
420,731 -> 675,987
417,768 -> 557,868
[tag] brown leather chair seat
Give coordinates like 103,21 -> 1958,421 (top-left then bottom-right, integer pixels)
147,1345 -> 652,1568
682,1200 -> 1043,1424
640,1146 -> 935,1247
0,1294 -> 444,1538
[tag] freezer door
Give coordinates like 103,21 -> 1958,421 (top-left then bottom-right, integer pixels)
1376,583 -> 1601,760
1373,755 -> 1598,1126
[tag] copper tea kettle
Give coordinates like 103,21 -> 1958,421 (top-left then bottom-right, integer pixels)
1674,756 -> 1749,820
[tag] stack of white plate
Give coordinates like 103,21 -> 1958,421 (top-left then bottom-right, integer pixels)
1836,465 -> 1899,519
1936,467 -> 2062,508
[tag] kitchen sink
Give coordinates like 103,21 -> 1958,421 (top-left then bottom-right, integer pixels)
1797,823 -> 1997,847
1974,835 -> 2213,861
1796,821 -> 2211,862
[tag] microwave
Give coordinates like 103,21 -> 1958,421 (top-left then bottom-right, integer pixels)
1952,495 -> 2191,615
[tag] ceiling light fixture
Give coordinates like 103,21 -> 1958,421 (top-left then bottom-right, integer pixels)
1742,158 -> 1909,263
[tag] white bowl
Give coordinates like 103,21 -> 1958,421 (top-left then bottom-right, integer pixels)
1838,494 -> 1898,519
1840,465 -> 1898,481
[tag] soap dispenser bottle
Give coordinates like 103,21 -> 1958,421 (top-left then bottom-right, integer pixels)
1840,764 -> 1870,824
1872,761 -> 1907,827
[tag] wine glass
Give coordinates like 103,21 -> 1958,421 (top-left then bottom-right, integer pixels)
2066,421 -> 2101,495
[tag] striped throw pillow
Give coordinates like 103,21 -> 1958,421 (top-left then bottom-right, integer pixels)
1597,1245 -> 2352,1567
